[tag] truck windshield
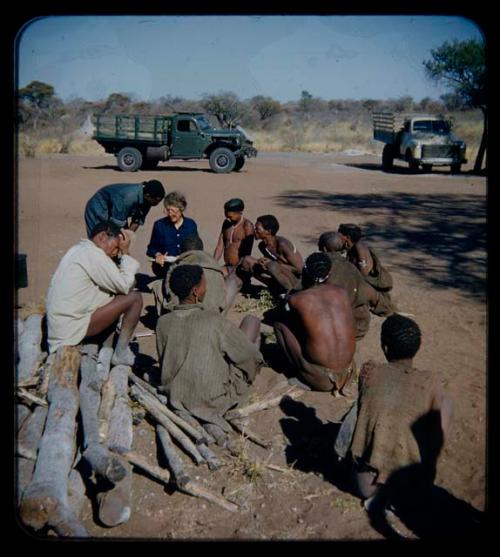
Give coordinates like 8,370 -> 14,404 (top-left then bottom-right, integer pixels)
413,120 -> 450,134
195,116 -> 212,131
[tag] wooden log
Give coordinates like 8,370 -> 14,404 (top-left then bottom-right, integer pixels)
228,419 -> 272,449
97,344 -> 115,440
156,425 -> 190,486
16,403 -> 32,431
196,443 -> 221,470
19,346 -> 88,537
114,449 -> 171,484
130,385 -> 204,465
16,387 -> 47,407
16,456 -> 35,505
225,388 -> 304,420
67,468 -> 86,517
79,344 -> 126,483
157,425 -> 238,513
98,364 -> 133,527
17,313 -> 44,384
17,405 -> 48,460
129,376 -> 210,445
39,352 -> 56,398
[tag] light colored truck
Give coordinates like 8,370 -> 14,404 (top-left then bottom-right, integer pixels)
372,112 -> 467,173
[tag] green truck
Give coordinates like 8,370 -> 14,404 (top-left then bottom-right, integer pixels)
92,112 -> 258,173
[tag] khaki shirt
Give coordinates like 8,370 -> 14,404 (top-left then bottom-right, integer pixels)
46,239 -> 139,352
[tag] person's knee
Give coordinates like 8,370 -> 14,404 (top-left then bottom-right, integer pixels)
128,290 -> 143,309
239,257 -> 253,273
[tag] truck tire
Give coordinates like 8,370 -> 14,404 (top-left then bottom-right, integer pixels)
209,147 -> 236,173
450,163 -> 462,174
422,164 -> 433,173
408,159 -> 420,172
381,144 -> 394,171
234,156 -> 245,172
117,147 -> 143,172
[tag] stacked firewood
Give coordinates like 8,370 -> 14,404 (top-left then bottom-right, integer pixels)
15,314 -> 303,537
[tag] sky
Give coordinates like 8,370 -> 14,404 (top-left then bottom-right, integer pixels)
16,15 -> 485,103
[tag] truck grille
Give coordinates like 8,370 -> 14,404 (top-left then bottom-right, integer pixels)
421,144 -> 460,159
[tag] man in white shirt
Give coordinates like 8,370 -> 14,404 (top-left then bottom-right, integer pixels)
46,221 -> 142,366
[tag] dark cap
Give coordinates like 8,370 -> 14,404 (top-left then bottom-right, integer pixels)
224,198 -> 245,212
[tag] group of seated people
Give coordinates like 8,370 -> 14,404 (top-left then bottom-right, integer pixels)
44,181 -> 452,518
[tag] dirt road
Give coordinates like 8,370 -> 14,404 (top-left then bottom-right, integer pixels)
16,152 -> 487,539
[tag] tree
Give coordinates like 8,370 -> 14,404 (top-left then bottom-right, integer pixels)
18,80 -> 56,130
201,92 -> 246,128
424,39 -> 486,172
250,95 -> 282,121
103,93 -> 132,113
299,90 -> 313,113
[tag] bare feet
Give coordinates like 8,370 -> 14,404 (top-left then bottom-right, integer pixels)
111,346 -> 136,367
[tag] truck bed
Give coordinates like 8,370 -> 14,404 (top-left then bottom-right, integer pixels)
93,114 -> 171,143
372,112 -> 396,143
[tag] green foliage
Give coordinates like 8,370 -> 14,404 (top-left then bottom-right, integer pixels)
18,80 -> 55,108
201,91 -> 247,128
250,95 -> 282,121
424,39 -> 486,108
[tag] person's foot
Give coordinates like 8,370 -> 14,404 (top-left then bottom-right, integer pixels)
111,346 -> 136,367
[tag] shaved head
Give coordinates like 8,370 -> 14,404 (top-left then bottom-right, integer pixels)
318,231 -> 345,253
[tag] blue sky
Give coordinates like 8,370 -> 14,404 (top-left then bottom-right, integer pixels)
16,15 -> 484,103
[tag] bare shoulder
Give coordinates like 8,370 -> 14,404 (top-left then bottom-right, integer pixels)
243,218 -> 254,231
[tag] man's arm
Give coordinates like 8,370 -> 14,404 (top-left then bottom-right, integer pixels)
430,383 -> 453,441
354,241 -> 374,276
239,221 -> 255,258
279,239 -> 304,274
213,232 -> 224,261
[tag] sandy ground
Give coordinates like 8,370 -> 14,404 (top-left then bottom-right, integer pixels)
16,152 -> 487,540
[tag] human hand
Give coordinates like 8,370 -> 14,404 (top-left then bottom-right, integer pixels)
258,257 -> 269,270
155,253 -> 168,266
118,228 -> 133,254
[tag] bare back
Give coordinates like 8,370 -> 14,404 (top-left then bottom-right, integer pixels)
288,284 -> 355,371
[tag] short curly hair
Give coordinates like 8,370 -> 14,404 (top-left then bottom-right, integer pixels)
381,314 -> 422,361
338,223 -> 362,244
256,214 -> 279,235
164,191 -> 187,212
169,264 -> 203,300
304,252 -> 332,283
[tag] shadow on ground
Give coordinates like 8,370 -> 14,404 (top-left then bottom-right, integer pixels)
274,190 -> 486,300
82,165 -> 211,173
279,397 -> 351,493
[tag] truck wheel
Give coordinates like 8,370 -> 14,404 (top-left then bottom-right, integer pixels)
450,163 -> 462,174
422,164 -> 433,173
117,147 -> 143,172
408,159 -> 420,172
381,144 -> 394,171
209,147 -> 236,173
234,156 -> 245,172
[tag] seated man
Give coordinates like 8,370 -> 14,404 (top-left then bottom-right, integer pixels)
156,265 -> 263,433
334,314 -> 453,514
213,198 -> 255,276
46,221 -> 142,366
273,252 -> 356,395
318,231 -> 394,340
239,214 -> 304,295
338,223 -> 393,293
150,235 -> 241,316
